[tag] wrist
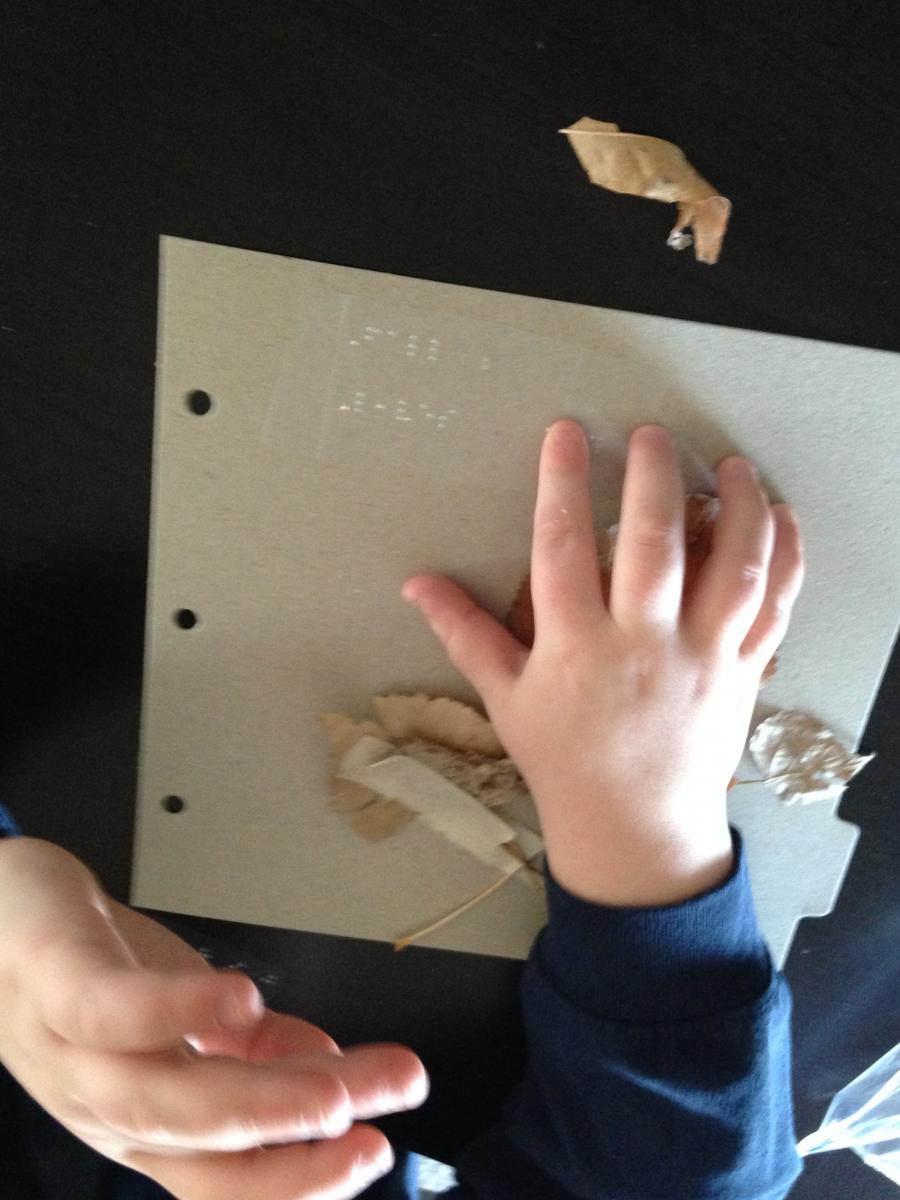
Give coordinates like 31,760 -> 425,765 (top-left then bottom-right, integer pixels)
539,828 -> 771,1022
542,810 -> 733,907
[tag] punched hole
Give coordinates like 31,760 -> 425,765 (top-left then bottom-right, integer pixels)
186,390 -> 213,415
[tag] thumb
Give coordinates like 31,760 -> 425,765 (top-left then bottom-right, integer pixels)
402,575 -> 526,710
37,944 -> 264,1051
1,840 -> 262,1052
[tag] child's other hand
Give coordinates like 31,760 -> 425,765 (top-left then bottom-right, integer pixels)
403,422 -> 804,906
0,837 -> 428,1200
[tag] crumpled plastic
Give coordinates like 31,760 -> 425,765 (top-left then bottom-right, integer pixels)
797,1041 -> 900,1186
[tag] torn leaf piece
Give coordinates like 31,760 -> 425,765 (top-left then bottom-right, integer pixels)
319,711 -> 415,840
749,709 -> 875,805
320,711 -> 391,760
351,798 -> 417,842
373,692 -> 505,756
401,738 -> 528,808
561,117 -> 731,264
337,735 -> 526,876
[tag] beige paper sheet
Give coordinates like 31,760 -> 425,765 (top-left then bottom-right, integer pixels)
133,237 -> 900,962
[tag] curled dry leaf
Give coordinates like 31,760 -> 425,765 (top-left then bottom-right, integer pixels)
373,692 -> 505,756
336,735 -> 526,872
319,711 -> 416,840
320,699 -> 537,847
748,708 -> 875,805
561,117 -> 731,264
402,738 -> 527,808
319,697 -> 544,947
508,493 -> 777,683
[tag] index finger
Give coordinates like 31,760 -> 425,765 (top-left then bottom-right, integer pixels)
530,420 -> 606,646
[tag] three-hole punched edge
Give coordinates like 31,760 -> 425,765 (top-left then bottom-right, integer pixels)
175,389 -> 210,628
163,390 -> 211,814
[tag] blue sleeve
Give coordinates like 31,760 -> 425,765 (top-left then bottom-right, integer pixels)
0,804 -> 21,838
445,830 -> 802,1200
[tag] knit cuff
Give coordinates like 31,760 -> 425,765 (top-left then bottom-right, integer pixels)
537,829 -> 772,1022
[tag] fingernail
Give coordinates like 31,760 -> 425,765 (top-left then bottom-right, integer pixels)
402,1071 -> 430,1108
403,585 -> 431,614
633,423 -> 671,445
721,456 -> 757,480
356,1145 -> 395,1185
321,1104 -> 354,1138
217,985 -> 263,1029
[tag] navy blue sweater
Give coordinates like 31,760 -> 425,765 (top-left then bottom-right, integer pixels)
0,805 -> 801,1199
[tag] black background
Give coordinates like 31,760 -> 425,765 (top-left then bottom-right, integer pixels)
2,3 -> 898,1196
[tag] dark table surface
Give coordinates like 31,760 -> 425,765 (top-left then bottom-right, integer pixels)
2,3 -> 899,1196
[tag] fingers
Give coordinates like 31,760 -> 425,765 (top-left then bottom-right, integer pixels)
686,456 -> 775,647
529,420 -> 606,645
189,1009 -> 342,1061
70,1042 -> 428,1152
332,1043 -> 429,1119
2,841 -> 263,1053
130,1122 -> 394,1200
402,575 -> 526,709
38,942 -> 263,1052
739,504 -> 805,667
107,902 -> 212,974
609,425 -> 685,633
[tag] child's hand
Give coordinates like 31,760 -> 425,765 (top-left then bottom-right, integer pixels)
0,837 -> 428,1200
403,422 -> 804,906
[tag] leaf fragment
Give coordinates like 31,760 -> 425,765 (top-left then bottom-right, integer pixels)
561,117 -> 731,264
748,708 -> 875,805
373,692 -> 505,755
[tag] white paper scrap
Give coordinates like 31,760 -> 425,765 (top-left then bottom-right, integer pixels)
337,736 -> 525,875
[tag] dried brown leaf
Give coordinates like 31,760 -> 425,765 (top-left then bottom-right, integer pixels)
319,711 -> 389,761
319,711 -> 396,820
327,776 -> 381,815
373,692 -> 505,756
320,702 -> 541,945
561,117 -> 731,264
401,738 -> 527,807
351,797 -> 416,842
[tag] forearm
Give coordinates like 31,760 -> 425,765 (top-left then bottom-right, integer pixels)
451,830 -> 801,1200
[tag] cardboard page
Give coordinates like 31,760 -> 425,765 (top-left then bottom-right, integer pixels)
133,237 -> 900,962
